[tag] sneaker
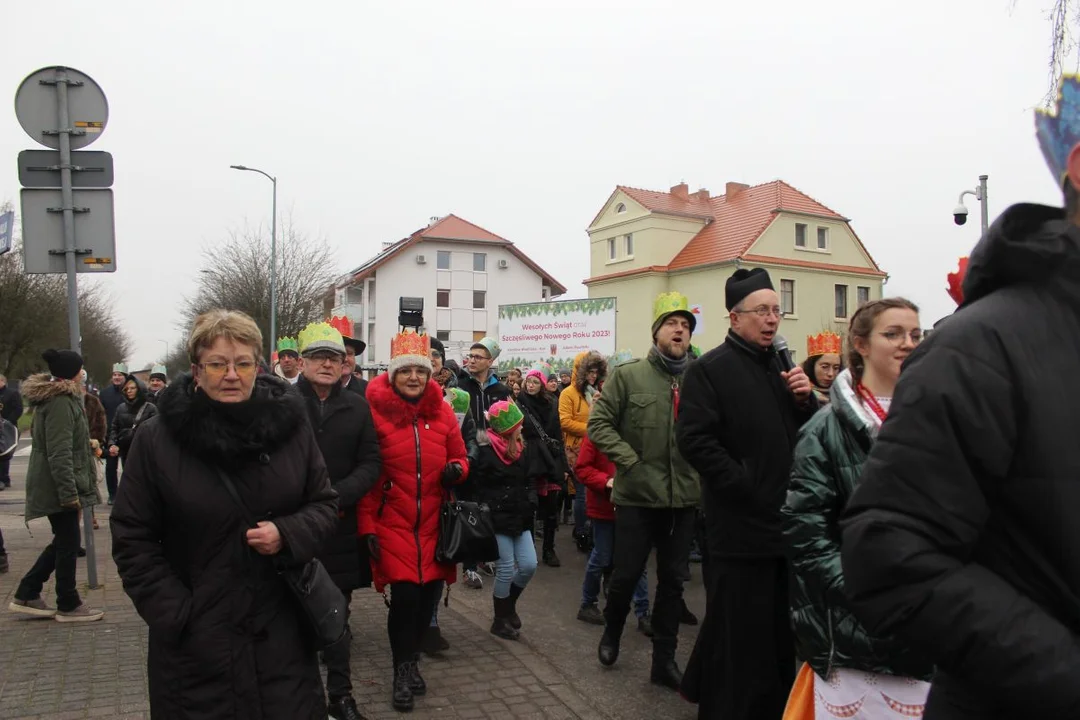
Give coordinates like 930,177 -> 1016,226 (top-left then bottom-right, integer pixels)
637,613 -> 654,637
0,553 -> 8,573
478,561 -> 495,577
689,548 -> 703,564
10,598 -> 57,618
576,603 -> 605,626
463,570 -> 484,589
55,604 -> 104,623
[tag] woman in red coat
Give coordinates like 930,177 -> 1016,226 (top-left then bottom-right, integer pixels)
360,330 -> 468,713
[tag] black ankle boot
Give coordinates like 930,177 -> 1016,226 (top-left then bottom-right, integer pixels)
650,658 -> 683,690
327,695 -> 367,720
507,584 -> 524,630
598,627 -> 621,666
392,663 -> 414,712
542,523 -> 560,567
490,596 -> 519,640
406,660 -> 426,696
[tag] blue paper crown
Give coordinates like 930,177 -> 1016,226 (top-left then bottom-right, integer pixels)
1035,73 -> 1080,185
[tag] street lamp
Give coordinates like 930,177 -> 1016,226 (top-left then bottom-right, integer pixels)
230,164 -> 278,359
157,339 -> 169,362
953,175 -> 989,233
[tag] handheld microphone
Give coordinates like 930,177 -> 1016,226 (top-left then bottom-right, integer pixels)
772,335 -> 796,372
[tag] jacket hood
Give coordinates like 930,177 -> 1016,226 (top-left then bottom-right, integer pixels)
20,373 -> 83,406
828,370 -> 879,445
571,351 -> 608,394
122,374 -> 149,407
366,372 -> 446,427
963,203 -> 1080,306
156,373 -> 306,469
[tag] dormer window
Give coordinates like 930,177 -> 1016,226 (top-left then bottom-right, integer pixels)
615,202 -> 626,214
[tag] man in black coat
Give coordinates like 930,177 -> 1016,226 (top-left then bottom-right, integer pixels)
840,90 -> 1080,719
296,326 -> 381,720
0,373 -> 23,490
339,328 -> 368,397
99,363 -> 128,504
676,267 -> 816,720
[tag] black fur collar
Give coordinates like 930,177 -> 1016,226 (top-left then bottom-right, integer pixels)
156,373 -> 306,469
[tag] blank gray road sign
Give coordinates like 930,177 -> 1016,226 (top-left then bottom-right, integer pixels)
14,67 -> 108,150
20,188 -> 116,273
18,150 -> 114,188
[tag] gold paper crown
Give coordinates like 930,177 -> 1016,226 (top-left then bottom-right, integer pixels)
297,322 -> 345,354
390,330 -> 430,359
807,331 -> 842,357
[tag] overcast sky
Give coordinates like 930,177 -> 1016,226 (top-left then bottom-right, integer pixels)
0,0 -> 1067,368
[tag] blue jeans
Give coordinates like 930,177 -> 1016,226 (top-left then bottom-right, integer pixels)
493,530 -> 538,599
430,580 -> 444,627
573,480 -> 588,536
583,519 -> 648,618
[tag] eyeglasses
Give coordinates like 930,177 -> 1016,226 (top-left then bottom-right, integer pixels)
305,353 -> 343,365
396,367 -> 430,378
465,354 -> 491,362
198,360 -> 257,379
880,330 -> 923,346
735,305 -> 784,319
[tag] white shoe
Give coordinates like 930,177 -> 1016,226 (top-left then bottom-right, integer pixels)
55,604 -> 104,623
463,570 -> 483,589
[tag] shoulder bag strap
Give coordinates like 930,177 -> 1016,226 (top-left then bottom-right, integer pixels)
215,468 -> 258,529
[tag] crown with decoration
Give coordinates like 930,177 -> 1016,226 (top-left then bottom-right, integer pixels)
807,331 -> 842,357
1035,73 -> 1080,185
946,256 -> 968,306
276,337 -> 299,355
326,315 -> 353,339
297,322 -> 345,355
486,399 -> 524,436
388,330 -> 433,376
652,291 -> 697,335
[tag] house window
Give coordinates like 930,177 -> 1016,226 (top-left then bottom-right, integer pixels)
473,291 -> 486,309
817,227 -> 828,250
473,330 -> 486,342
834,284 -> 849,319
436,290 -> 450,308
436,330 -> 450,341
795,224 -> 807,247
616,202 -> 626,214
780,279 -> 795,316
473,252 -> 487,272
436,251 -> 451,270
625,233 -> 634,256
857,286 -> 870,306
607,238 -> 616,260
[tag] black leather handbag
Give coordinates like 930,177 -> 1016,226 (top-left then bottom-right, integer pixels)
217,469 -> 347,650
436,495 -> 499,565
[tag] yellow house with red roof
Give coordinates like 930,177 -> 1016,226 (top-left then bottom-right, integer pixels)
585,181 -> 887,360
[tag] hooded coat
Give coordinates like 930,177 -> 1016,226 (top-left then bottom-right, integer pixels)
107,375 -> 158,461
518,388 -> 567,489
840,203 -> 1080,719
110,373 -> 339,720
84,392 -> 108,449
558,350 -> 607,457
21,374 -> 98,521
782,370 -> 934,682
359,374 -> 469,592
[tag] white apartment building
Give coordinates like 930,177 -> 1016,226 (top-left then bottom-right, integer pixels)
330,215 -> 566,364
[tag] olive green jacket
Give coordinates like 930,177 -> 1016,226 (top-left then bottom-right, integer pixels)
22,374 -> 98,521
586,351 -> 699,509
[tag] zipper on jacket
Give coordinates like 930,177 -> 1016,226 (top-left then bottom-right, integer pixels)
413,419 -> 424,584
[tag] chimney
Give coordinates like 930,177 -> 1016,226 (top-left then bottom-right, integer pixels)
428,215 -> 441,227
670,182 -> 689,201
725,182 -> 750,198
694,188 -> 710,201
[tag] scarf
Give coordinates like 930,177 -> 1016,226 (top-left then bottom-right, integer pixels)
651,344 -> 689,376
486,429 -> 525,465
584,384 -> 598,405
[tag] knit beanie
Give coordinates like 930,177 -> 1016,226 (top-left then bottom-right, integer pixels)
525,368 -> 546,384
486,400 -> 523,436
43,349 -> 83,380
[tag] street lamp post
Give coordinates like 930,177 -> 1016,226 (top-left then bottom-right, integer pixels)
230,164 -> 277,359
953,175 -> 989,234
157,339 -> 169,363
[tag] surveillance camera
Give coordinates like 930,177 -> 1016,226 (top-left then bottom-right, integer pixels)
953,204 -> 969,226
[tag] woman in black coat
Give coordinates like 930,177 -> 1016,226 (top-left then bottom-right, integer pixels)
110,310 -> 338,720
518,368 -> 567,568
107,374 -> 157,464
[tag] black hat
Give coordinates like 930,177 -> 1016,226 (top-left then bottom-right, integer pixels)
342,336 -> 366,355
725,268 -> 774,311
42,349 -> 83,380
429,337 -> 445,359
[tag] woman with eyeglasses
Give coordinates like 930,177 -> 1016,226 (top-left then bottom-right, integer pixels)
781,298 -> 932,718
110,310 -> 339,720
360,330 -> 469,712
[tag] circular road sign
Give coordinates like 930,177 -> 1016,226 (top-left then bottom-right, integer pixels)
14,66 -> 108,150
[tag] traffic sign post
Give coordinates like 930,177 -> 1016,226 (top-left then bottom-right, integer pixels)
18,150 -> 114,189
20,189 -> 116,273
0,211 -> 13,257
14,65 -> 112,589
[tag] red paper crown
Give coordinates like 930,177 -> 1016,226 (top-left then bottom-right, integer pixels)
807,331 -> 842,357
946,257 -> 968,306
390,330 -> 430,359
326,315 -> 352,339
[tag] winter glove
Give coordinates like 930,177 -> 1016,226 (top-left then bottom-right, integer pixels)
440,462 -> 464,487
364,534 -> 381,562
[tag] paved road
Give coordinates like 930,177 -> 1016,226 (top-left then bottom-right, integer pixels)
0,446 -> 705,719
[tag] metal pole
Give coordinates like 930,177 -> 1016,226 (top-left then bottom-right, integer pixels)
978,174 -> 989,234
55,68 -> 98,589
270,178 -> 277,362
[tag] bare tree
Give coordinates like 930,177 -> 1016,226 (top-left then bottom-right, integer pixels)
1031,0 -> 1080,105
182,215 -> 338,359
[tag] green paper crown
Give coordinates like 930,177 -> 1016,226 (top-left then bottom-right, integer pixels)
486,399 -> 524,436
276,337 -> 299,354
297,323 -> 345,355
446,387 -> 471,414
653,292 -> 690,323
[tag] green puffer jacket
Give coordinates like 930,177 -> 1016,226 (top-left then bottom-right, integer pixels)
782,370 -> 933,681
586,350 -> 699,509
22,374 -> 98,521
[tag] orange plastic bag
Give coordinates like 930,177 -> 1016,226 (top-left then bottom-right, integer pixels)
782,662 -> 815,720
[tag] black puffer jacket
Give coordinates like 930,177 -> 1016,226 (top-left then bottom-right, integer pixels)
110,373 -> 338,720
107,375 -> 157,461
474,441 -> 535,536
517,390 -> 567,486
841,203 -> 1080,719
296,375 -> 381,592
